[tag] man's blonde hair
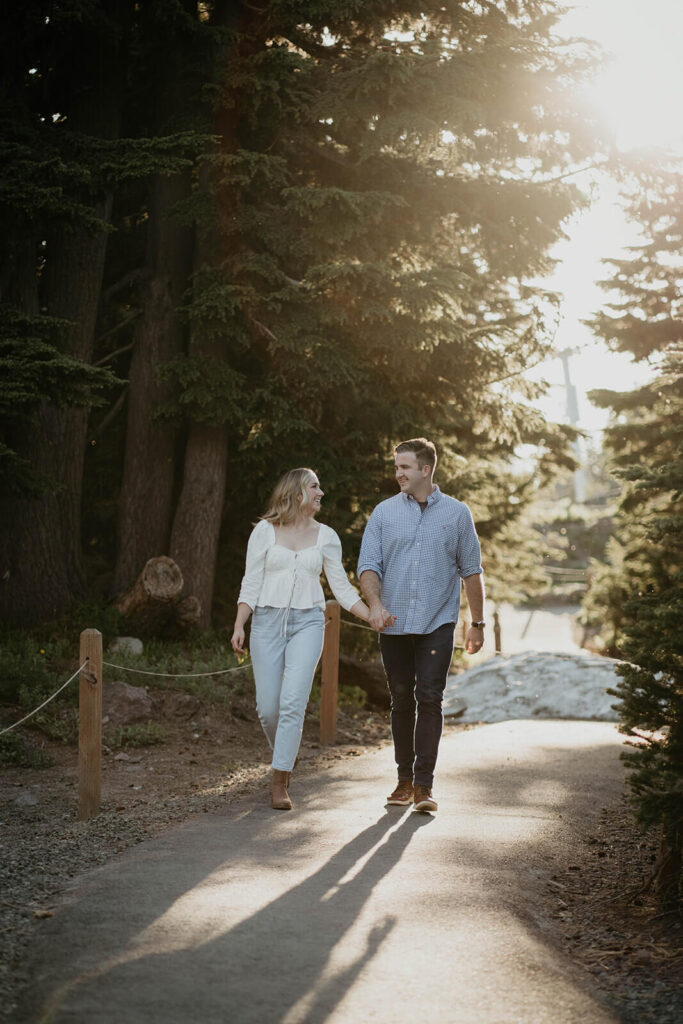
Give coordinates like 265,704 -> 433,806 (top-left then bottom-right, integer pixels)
261,468 -> 317,525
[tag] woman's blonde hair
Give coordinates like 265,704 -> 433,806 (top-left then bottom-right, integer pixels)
261,467 -> 317,526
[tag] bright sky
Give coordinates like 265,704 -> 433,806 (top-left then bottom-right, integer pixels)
527,0 -> 683,440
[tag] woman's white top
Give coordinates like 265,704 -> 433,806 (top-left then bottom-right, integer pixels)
237,519 -> 360,613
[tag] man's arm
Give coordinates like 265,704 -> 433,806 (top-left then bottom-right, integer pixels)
358,507 -> 394,632
463,572 -> 485,654
359,570 -> 395,632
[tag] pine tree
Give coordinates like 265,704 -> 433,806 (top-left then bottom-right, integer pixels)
0,1 -> 207,623
158,0 -> 603,611
587,161 -> 683,905
1,1 -> 605,625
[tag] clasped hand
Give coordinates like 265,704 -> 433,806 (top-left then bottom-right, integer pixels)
368,605 -> 396,632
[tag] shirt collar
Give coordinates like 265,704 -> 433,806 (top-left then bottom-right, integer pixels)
403,485 -> 441,505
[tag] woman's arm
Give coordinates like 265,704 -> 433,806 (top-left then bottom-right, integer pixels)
232,520 -> 271,654
321,528 -> 367,614
348,598 -> 371,621
237,520 -> 271,610
231,602 -> 253,654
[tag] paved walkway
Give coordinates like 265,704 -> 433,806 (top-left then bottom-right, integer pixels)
467,604 -> 584,666
17,722 -> 625,1024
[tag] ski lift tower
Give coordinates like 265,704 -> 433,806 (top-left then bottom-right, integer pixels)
558,347 -> 586,504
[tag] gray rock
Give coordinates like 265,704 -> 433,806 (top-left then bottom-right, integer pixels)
163,692 -> 202,719
14,791 -> 39,807
444,651 -> 621,723
108,637 -> 144,656
102,680 -> 153,728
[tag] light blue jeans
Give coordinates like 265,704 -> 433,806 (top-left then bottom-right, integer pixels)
249,606 -> 325,771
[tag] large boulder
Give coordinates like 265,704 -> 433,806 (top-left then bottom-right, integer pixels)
444,651 -> 621,723
102,680 -> 153,728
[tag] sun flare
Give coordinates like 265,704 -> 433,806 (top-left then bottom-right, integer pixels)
565,0 -> 683,153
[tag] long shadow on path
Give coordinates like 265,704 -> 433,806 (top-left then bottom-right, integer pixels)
28,808 -> 433,1024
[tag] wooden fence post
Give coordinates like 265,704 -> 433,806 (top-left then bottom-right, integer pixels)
494,608 -> 502,655
78,628 -> 103,821
320,600 -> 340,745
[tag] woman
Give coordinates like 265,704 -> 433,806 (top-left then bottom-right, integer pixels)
231,468 -> 370,810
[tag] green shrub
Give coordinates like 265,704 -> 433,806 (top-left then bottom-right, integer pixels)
308,682 -> 367,710
105,722 -> 167,749
0,633 -> 58,705
32,707 -> 79,744
0,731 -> 53,768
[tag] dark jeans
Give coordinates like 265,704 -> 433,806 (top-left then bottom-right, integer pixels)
379,622 -> 455,788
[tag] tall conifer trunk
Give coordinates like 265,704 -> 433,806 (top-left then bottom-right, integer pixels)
112,2 -> 198,594
166,0 -> 245,627
0,2 -> 131,625
112,171 -> 192,595
0,206 -> 111,624
169,420 -> 229,627
168,207 -> 229,628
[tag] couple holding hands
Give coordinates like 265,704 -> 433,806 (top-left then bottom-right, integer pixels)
231,438 -> 485,812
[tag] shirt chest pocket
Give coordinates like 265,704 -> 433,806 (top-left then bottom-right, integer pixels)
427,518 -> 461,562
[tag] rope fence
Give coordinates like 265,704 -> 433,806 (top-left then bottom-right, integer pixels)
7,601 -> 481,819
0,660 -> 88,737
340,618 -> 376,632
1,603 -> 346,821
101,660 -> 249,678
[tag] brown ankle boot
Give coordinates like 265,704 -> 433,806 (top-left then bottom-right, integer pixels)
271,769 -> 292,810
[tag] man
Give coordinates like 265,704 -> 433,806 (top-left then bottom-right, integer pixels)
358,438 -> 485,813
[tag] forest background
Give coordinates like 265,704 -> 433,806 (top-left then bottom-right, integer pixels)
1,2 -> 681,899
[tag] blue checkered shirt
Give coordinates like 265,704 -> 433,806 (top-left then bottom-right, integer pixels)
357,486 -> 482,635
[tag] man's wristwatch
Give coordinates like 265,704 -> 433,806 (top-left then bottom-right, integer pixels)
471,620 -> 486,629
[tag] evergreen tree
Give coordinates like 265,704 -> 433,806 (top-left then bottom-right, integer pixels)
587,162 -> 683,905
0,1 -> 207,623
158,0 -> 602,613
0,0 -> 135,623
1,1 -> 604,626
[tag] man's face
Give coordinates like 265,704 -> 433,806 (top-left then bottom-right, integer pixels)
394,451 -> 430,496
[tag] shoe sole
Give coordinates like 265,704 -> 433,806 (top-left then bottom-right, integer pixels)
413,801 -> 438,812
386,797 -> 413,806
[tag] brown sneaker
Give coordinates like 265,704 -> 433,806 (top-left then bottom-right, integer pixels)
386,779 -> 414,805
413,785 -> 438,812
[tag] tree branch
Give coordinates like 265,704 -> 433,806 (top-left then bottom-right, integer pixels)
283,28 -> 344,60
94,311 -> 140,353
94,339 -> 136,366
250,316 -> 279,344
93,385 -> 128,437
102,267 -> 150,302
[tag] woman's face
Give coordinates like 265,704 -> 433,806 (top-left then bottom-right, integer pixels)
302,475 -> 324,516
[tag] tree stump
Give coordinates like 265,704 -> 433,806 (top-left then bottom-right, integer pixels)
176,595 -> 202,630
114,556 -> 185,635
